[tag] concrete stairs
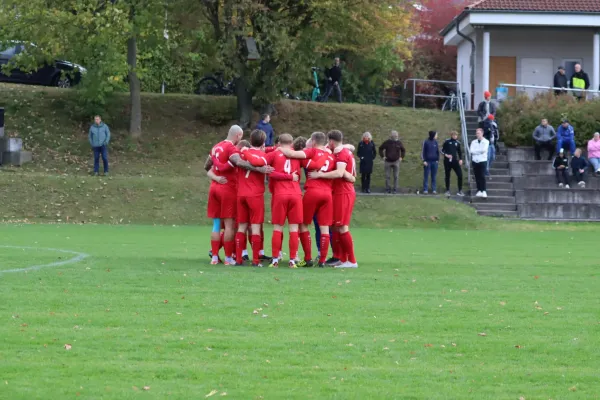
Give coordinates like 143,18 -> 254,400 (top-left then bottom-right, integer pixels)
464,110 -> 518,218
510,147 -> 600,221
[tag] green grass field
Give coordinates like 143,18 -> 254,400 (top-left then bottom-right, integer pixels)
2,223 -> 600,399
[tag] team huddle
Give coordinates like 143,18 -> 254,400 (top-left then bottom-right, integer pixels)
205,125 -> 358,269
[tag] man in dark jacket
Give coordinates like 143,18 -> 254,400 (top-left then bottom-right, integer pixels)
357,132 -> 376,193
442,131 -> 464,196
553,66 -> 568,95
570,63 -> 590,100
421,131 -> 440,194
483,114 -> 499,176
379,130 -> 406,194
322,57 -> 342,103
553,148 -> 570,188
571,148 -> 588,188
255,114 -> 274,146
477,91 -> 496,129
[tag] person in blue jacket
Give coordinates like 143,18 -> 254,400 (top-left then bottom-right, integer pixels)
421,131 -> 440,194
256,114 -> 274,146
556,119 -> 576,156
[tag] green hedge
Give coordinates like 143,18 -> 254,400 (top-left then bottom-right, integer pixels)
498,93 -> 600,147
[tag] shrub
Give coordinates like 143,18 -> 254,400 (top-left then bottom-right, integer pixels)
498,92 -> 600,147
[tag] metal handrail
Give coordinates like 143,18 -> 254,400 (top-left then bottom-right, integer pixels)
404,78 -> 460,109
456,86 -> 471,186
499,83 -> 600,95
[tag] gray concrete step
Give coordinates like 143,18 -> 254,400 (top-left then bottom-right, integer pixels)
516,188 -> 600,204
510,161 -> 555,176
469,188 -> 514,197
477,210 -> 519,218
472,202 -> 518,211
470,181 -> 514,190
471,195 -> 516,204
514,175 -> 600,189
470,175 -> 512,183
519,203 -> 600,219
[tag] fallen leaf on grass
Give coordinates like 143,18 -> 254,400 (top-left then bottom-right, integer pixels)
499,301 -> 506,306
143,386 -> 150,391
262,314 -> 268,318
220,392 -> 227,396
132,386 -> 139,391
452,343 -> 457,347
515,345 -> 522,349
424,344 -> 433,347
163,300 -> 168,304
383,347 -> 389,350
461,289 -> 468,293
345,280 -> 351,284
274,277 -> 279,281
64,344 -> 72,350
569,386 -> 577,392
534,275 -> 539,279
478,333 -> 487,337
519,397 -> 525,400
253,310 -> 259,315
544,312 -> 549,315
205,390 -> 218,397
207,329 -> 213,332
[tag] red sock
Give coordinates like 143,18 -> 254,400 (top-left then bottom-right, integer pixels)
260,226 -> 265,253
247,228 -> 252,247
340,232 -> 356,264
235,232 -> 246,264
289,232 -> 299,261
224,240 -> 235,260
211,240 -> 220,259
272,231 -> 283,261
319,234 -> 330,264
331,232 -> 341,260
251,234 -> 261,264
299,231 -> 312,261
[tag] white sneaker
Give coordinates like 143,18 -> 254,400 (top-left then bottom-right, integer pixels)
558,183 -> 564,188
481,191 -> 488,198
335,262 -> 358,269
475,191 -> 483,197
578,181 -> 585,187
565,184 -> 570,189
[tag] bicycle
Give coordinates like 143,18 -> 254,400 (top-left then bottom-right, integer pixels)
195,72 -> 235,96
442,91 -> 458,112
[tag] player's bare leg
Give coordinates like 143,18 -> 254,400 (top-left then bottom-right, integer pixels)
335,224 -> 357,268
223,218 -> 236,265
235,222 -> 249,265
288,224 -> 299,268
250,223 -> 263,267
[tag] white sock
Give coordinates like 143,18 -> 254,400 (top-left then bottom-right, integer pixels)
211,255 -> 219,262
242,249 -> 248,257
278,251 -> 283,258
259,249 -> 265,256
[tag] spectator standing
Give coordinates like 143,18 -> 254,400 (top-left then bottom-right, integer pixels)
571,148 -> 588,188
357,132 -> 376,193
556,119 -> 576,156
421,131 -> 440,194
378,131 -> 406,194
483,114 -> 498,177
570,63 -> 590,100
89,115 -> 110,176
470,128 -> 489,198
532,118 -> 556,160
553,66 -> 568,95
441,131 -> 464,196
477,91 -> 496,129
322,57 -> 342,103
587,132 -> 600,175
256,114 -> 274,146
553,148 -> 570,188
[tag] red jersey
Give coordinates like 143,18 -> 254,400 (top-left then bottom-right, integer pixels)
333,147 -> 357,194
237,148 -> 267,197
303,147 -> 335,192
265,147 -> 277,194
210,140 -> 238,193
266,151 -> 301,196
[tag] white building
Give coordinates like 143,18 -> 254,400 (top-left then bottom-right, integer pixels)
441,0 -> 600,109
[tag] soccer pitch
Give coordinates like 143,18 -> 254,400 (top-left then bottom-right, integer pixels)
1,224 -> 599,399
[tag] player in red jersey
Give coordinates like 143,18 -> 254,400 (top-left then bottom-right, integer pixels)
262,134 -> 303,268
278,131 -> 340,267
234,129 -> 272,267
207,125 -> 272,265
309,130 -> 358,268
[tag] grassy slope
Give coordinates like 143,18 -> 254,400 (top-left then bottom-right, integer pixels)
2,224 -> 600,399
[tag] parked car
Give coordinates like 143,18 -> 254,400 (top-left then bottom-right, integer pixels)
0,43 -> 86,88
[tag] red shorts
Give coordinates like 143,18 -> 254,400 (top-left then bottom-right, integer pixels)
207,186 -> 236,219
272,194 -> 303,225
302,190 -> 333,226
333,192 -> 356,227
236,196 -> 265,224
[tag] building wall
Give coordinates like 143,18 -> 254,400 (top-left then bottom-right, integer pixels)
457,35 -> 473,109
471,27 -> 596,105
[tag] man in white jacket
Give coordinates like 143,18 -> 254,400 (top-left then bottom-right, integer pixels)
470,128 -> 489,198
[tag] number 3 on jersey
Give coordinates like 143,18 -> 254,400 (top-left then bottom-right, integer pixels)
320,160 -> 330,172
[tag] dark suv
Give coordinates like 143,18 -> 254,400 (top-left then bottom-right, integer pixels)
0,43 -> 86,88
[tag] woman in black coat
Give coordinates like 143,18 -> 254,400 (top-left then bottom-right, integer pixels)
357,132 -> 377,193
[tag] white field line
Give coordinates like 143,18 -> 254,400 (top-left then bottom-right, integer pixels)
0,246 -> 90,274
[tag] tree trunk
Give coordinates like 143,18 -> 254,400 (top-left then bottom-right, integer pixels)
235,76 -> 253,129
127,35 -> 142,138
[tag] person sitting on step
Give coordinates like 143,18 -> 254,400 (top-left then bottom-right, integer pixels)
571,148 -> 588,188
553,148 -> 570,189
